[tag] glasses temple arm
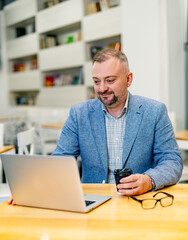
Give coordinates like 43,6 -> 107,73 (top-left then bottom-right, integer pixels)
129,196 -> 143,203
153,191 -> 174,198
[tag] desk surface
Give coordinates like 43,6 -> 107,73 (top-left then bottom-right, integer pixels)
175,130 -> 188,141
0,145 -> 15,154
41,122 -> 64,129
0,184 -> 188,239
0,116 -> 23,122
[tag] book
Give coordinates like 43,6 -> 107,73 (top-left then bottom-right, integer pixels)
46,34 -> 58,48
26,23 -> 35,34
108,0 -> 120,7
103,0 -> 110,9
90,46 -> 103,59
15,27 -> 26,38
108,42 -> 121,51
86,2 -> 101,15
30,58 -> 38,70
40,37 -> 46,49
77,31 -> 82,41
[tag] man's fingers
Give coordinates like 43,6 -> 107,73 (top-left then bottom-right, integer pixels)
117,182 -> 137,190
120,174 -> 138,183
117,174 -> 153,196
118,187 -> 140,196
7,196 -> 15,205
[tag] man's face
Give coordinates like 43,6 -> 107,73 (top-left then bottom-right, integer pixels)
92,57 -> 133,108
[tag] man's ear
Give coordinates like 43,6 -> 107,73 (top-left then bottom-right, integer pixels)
127,72 -> 133,87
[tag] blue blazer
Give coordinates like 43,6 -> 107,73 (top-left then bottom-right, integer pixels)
53,93 -> 183,190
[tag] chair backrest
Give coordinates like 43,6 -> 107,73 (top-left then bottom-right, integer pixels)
0,123 -> 4,147
17,127 -> 35,155
168,112 -> 176,132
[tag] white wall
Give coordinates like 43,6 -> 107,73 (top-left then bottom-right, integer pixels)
121,0 -> 162,102
121,0 -> 186,130
0,1 -> 186,129
0,11 -> 8,117
167,0 -> 186,130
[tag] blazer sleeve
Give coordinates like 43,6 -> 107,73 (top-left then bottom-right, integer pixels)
52,107 -> 80,158
144,103 -> 183,190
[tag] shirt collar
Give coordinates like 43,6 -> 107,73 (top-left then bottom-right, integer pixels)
102,92 -> 129,118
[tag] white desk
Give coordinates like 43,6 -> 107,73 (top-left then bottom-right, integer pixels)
0,146 -> 15,183
0,183 -> 10,204
175,130 -> 188,150
175,130 -> 188,182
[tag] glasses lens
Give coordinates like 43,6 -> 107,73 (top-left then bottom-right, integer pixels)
142,199 -> 156,209
160,197 -> 173,207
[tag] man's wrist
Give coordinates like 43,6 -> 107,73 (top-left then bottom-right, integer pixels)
144,174 -> 155,190
150,177 -> 155,189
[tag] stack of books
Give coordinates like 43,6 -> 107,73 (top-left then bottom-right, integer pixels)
86,0 -> 120,15
40,35 -> 58,49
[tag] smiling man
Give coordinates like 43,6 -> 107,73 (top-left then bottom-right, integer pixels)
8,49 -> 183,205
52,49 -> 183,196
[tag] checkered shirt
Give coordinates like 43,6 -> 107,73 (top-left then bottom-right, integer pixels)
103,95 -> 129,183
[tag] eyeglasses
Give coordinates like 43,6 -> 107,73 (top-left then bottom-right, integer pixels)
129,191 -> 174,209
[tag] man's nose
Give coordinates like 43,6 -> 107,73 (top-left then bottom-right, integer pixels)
99,82 -> 108,93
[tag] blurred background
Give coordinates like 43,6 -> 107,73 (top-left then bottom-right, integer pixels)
0,0 -> 188,184
0,0 -> 187,156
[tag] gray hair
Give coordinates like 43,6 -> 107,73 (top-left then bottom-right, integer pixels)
92,48 -> 130,72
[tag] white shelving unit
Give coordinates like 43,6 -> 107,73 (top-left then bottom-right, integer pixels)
36,0 -> 83,33
7,33 -> 38,59
4,0 -> 40,107
37,85 -> 87,107
4,0 -> 37,27
9,70 -> 41,91
39,41 -> 84,71
82,6 -> 121,42
3,0 -> 122,107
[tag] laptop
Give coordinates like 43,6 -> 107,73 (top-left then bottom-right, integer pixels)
1,154 -> 111,213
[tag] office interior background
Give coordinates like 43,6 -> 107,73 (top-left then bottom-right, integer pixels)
0,0 -> 187,156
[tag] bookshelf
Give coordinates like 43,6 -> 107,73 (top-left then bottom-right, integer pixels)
39,42 -> 84,71
3,0 -> 122,107
4,0 -> 39,106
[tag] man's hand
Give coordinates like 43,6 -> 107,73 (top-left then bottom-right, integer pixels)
117,174 -> 153,196
7,195 -> 15,205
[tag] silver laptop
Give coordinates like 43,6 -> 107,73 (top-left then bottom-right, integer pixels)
1,154 -> 111,213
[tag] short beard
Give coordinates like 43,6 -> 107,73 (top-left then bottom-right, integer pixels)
97,88 -> 127,107
97,91 -> 118,107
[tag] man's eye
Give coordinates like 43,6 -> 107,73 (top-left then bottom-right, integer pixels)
94,81 -> 100,85
107,79 -> 115,83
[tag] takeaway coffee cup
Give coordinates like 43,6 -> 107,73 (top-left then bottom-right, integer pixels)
114,168 -> 133,188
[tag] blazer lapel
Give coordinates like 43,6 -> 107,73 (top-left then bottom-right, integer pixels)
89,100 -> 108,176
122,94 -> 143,168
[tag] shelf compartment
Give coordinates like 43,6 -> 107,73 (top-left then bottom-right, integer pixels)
39,41 -> 84,71
37,0 -> 83,34
85,35 -> 121,61
82,6 -> 121,42
9,70 -> 41,91
37,85 -> 87,107
7,33 -> 38,60
42,67 -> 83,87
4,0 -> 37,27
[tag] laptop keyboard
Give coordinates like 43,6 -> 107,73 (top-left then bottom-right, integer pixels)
85,200 -> 96,206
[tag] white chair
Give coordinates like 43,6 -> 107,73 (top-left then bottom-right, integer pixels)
17,127 -> 35,155
0,124 -> 4,183
0,123 -> 4,147
168,112 -> 176,132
